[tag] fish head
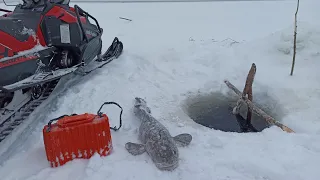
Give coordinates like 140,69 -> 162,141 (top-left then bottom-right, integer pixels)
134,97 -> 151,115
145,138 -> 179,171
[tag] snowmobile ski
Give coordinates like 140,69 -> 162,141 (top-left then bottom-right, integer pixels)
2,66 -> 79,92
78,37 -> 124,74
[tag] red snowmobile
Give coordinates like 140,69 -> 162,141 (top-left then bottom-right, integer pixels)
0,0 -> 123,142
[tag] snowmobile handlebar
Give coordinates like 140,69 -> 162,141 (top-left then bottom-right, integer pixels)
74,5 -> 102,43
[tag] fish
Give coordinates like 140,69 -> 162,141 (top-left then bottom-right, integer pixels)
125,97 -> 192,171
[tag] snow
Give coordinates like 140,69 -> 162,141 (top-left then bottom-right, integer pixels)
1,0 -> 320,179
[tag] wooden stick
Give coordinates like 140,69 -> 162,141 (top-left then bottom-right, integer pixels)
119,17 -> 132,21
244,63 -> 256,123
243,63 -> 256,95
224,80 -> 295,133
290,0 -> 300,76
232,63 -> 256,122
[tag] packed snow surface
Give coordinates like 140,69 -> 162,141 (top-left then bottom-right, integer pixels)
1,0 -> 320,180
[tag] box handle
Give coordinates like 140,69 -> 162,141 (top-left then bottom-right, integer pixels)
97,101 -> 123,131
46,101 -> 123,132
57,113 -> 96,128
46,114 -> 77,132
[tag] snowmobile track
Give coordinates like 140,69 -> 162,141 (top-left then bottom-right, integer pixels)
0,80 -> 59,142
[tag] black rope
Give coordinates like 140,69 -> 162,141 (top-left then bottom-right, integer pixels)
97,101 -> 123,131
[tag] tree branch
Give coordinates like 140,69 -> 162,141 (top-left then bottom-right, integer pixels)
290,0 -> 300,76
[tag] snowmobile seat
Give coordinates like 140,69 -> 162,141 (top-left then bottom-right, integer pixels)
0,10 -> 42,42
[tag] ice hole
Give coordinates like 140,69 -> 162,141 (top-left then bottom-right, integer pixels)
183,91 -> 284,133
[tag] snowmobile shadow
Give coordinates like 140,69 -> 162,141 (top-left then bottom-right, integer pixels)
183,91 -> 285,133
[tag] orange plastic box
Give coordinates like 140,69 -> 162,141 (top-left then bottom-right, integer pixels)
43,102 -> 123,167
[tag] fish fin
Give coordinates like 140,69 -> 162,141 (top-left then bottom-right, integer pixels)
125,142 -> 146,155
173,133 -> 192,147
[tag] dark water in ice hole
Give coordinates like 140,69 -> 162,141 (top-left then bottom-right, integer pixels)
183,91 -> 285,133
